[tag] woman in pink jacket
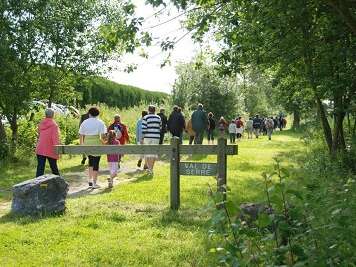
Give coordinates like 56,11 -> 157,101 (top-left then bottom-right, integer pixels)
35,108 -> 60,177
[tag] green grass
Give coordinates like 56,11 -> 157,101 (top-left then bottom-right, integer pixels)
0,130 -> 304,266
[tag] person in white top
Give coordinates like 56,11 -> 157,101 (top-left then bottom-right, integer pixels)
228,120 -> 237,144
79,107 -> 107,188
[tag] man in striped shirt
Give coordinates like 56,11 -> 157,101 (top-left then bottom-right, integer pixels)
142,105 -> 162,175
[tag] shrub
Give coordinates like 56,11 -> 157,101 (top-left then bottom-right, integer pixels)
0,142 -> 9,161
207,150 -> 356,266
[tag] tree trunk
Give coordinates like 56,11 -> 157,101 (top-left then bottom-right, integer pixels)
332,111 -> 346,154
316,97 -> 333,152
292,109 -> 301,129
0,118 -> 8,160
48,89 -> 53,108
331,92 -> 346,154
8,115 -> 18,156
0,118 -> 6,142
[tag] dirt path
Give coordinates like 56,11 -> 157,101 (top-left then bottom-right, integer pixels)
0,164 -> 147,214
67,165 -> 146,198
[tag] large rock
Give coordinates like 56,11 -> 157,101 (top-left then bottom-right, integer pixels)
11,175 -> 69,215
240,202 -> 273,223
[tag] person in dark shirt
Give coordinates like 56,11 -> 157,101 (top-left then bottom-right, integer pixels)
279,116 -> 284,131
167,106 -> 185,144
273,117 -> 279,129
253,114 -> 262,138
207,112 -> 216,144
191,103 -> 208,144
157,108 -> 168,144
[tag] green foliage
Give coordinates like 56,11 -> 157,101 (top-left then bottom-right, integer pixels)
16,120 -> 38,160
155,0 -> 356,153
0,142 -> 9,161
13,111 -> 80,159
172,57 -> 245,119
240,69 -> 280,117
78,77 -> 167,109
207,147 -> 356,266
0,0 -> 147,152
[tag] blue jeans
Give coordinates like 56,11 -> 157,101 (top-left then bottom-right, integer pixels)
36,155 -> 60,177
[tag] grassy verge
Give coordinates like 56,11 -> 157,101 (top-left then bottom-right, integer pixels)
0,129 -> 303,266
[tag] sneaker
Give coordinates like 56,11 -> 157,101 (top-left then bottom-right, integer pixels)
137,159 -> 142,168
143,164 -> 148,170
107,178 -> 113,188
92,183 -> 100,189
88,182 -> 93,188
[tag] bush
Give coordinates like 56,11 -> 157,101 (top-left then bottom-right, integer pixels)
207,147 -> 356,266
0,142 -> 9,161
9,111 -> 80,161
16,118 -> 38,159
56,115 -> 79,145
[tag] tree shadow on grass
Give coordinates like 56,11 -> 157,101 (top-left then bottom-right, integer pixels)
60,164 -> 86,173
132,173 -> 154,183
0,209 -> 66,225
152,208 -> 209,230
188,154 -> 209,161
276,150 -> 305,164
125,169 -> 145,177
231,162 -> 274,173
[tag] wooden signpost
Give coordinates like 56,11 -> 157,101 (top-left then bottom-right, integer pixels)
56,137 -> 237,210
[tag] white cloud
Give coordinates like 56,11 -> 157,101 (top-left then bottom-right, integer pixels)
106,0 -> 201,93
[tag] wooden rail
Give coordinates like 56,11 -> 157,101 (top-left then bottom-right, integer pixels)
55,143 -> 237,156
55,138 -> 238,210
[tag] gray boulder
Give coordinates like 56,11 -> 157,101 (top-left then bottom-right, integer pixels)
11,175 -> 69,215
240,202 -> 273,223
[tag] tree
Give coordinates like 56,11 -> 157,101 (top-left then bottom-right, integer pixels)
239,69 -> 280,117
0,0 -> 145,155
172,58 -> 244,119
150,0 -> 356,154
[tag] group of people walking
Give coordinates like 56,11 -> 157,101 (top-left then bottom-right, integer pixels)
34,103 -> 287,189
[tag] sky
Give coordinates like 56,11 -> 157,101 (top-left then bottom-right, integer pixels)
106,0 -> 203,94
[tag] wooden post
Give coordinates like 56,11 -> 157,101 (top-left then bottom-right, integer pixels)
170,137 -> 180,210
217,138 -> 227,201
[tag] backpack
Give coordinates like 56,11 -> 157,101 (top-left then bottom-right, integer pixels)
266,119 -> 274,129
113,124 -> 123,139
253,119 -> 261,128
219,122 -> 225,131
236,120 -> 242,128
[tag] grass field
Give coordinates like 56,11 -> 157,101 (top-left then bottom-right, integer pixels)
0,130 -> 304,266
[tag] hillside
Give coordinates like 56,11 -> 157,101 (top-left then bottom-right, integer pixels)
79,76 -> 168,109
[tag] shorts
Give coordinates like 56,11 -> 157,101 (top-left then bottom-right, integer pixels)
88,155 -> 101,171
144,138 -> 159,159
108,162 -> 119,176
